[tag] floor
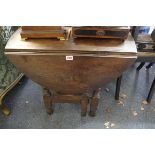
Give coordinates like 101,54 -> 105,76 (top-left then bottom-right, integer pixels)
1,63 -> 155,129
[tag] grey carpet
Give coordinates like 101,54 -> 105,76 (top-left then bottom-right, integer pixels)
0,63 -> 155,129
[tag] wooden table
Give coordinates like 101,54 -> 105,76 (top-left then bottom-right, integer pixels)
5,28 -> 137,116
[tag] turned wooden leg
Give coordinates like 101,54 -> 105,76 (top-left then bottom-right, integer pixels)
43,88 -> 53,115
89,89 -> 101,117
80,96 -> 89,116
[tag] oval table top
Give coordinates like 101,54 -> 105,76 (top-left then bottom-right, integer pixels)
5,28 -> 137,94
5,28 -> 137,58
4,28 -> 138,116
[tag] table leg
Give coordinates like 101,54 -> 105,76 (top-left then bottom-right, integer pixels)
89,88 -> 101,117
146,77 -> 155,103
43,88 -> 53,115
136,62 -> 145,71
146,63 -> 154,69
81,95 -> 89,116
115,75 -> 122,100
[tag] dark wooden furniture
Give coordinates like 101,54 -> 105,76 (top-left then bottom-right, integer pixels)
115,27 -> 155,103
5,28 -> 137,116
21,26 -> 68,40
137,52 -> 155,103
72,26 -> 130,41
135,28 -> 155,103
135,28 -> 155,70
115,53 -> 155,103
115,27 -> 155,101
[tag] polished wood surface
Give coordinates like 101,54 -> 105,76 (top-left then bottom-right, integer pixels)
137,52 -> 155,62
5,28 -> 137,116
5,54 -> 136,94
6,28 -> 136,54
21,26 -> 66,40
72,26 -> 130,40
21,26 -> 62,31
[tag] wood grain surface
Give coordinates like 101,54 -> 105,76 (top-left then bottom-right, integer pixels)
5,27 -> 137,115
5,28 -> 137,55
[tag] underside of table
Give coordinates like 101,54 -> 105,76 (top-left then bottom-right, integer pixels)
43,88 -> 101,116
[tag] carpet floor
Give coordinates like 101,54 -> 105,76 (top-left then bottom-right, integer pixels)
1,63 -> 155,129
